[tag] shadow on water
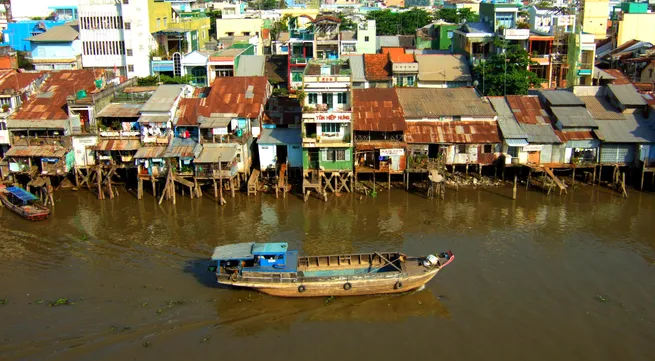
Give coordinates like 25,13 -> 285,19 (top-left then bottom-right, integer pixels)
210,287 -> 451,337
184,258 -> 227,289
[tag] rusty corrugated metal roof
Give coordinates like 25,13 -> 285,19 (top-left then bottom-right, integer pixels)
134,146 -> 167,159
95,139 -> 141,151
555,130 -> 596,141
397,88 -> 497,118
405,121 -> 500,144
202,76 -> 268,119
602,69 -> 630,85
506,95 -> 551,125
578,96 -> 625,120
352,88 -> 405,132
4,145 -> 69,158
176,98 -> 200,126
0,71 -> 45,93
9,69 -> 98,121
355,140 -> 406,151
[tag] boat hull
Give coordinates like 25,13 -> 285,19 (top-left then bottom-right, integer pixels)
0,193 -> 50,221
218,265 -> 444,298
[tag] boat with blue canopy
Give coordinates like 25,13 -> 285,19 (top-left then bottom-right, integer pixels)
209,242 -> 454,297
0,186 -> 50,221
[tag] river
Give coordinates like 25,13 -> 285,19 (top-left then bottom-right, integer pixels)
0,186 -> 654,361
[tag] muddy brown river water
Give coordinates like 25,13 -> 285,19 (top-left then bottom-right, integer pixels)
0,186 -> 654,361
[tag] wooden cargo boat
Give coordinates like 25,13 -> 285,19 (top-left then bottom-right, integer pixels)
209,242 -> 454,297
0,186 -> 50,221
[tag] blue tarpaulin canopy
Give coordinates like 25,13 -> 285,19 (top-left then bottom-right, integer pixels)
5,187 -> 39,203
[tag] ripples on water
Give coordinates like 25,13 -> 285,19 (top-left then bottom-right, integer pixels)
0,186 -> 654,361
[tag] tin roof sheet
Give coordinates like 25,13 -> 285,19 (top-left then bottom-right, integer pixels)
138,115 -> 170,123
346,54 -> 366,82
416,54 -> 471,82
578,96 -> 625,120
258,128 -> 301,145
602,69 -> 630,85
211,242 -> 255,261
96,102 -> 143,118
176,98 -> 200,126
551,106 -> 597,128
195,143 -> 239,163
140,85 -> 186,113
163,138 -> 201,159
352,88 -> 405,132
488,97 -> 527,139
236,55 -> 266,77
397,88 -> 497,118
556,130 -> 596,141
9,69 -> 97,122
607,84 -> 647,107
134,146 -> 167,159
520,123 -> 562,144
594,114 -> 655,143
4,145 -> 69,158
7,119 -> 67,129
0,71 -> 44,93
405,121 -> 500,144
202,76 -> 268,119
540,90 -> 585,106
95,139 -> 141,151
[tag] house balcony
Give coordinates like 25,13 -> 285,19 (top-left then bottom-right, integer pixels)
315,33 -> 339,43
303,104 -> 352,113
302,133 -> 352,148
99,130 -> 141,138
290,57 -> 310,65
290,30 -> 314,41
530,54 -> 551,66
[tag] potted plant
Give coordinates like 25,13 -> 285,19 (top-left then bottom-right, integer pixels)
2,104 -> 9,113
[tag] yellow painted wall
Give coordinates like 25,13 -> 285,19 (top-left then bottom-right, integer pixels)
148,0 -> 172,33
385,0 -> 405,7
216,18 -> 263,38
641,62 -> 655,84
174,17 -> 211,49
617,13 -> 655,47
581,0 -> 609,40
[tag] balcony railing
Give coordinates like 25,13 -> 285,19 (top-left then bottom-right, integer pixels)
290,31 -> 314,41
290,57 -> 309,64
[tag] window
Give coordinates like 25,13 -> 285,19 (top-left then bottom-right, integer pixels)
337,92 -> 347,104
202,30 -> 206,39
335,149 -> 346,161
243,31 -> 250,36
164,17 -> 167,26
126,49 -> 133,56
496,12 -> 515,29
322,123 -> 340,133
156,18 -> 160,28
291,71 -> 303,82
406,76 -> 414,86
483,144 -> 493,153
321,93 -> 330,104
124,22 -> 131,30
308,93 -> 318,104
326,149 -> 335,161
364,36 -> 369,42
457,145 -> 467,154
226,32 -> 234,36
128,65 -> 134,72
508,146 -> 519,157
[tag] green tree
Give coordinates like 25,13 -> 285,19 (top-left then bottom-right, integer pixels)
366,9 -> 432,35
472,44 -> 544,96
338,13 -> 356,32
17,52 -> 34,71
248,0 -> 278,10
435,8 -> 479,23
207,10 -> 222,39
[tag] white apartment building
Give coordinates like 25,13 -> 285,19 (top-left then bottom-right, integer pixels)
78,0 -> 161,79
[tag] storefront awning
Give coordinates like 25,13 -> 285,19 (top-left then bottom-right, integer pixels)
505,139 -> 529,147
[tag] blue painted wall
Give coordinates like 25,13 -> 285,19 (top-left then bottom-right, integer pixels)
2,20 -> 66,51
30,41 -> 80,60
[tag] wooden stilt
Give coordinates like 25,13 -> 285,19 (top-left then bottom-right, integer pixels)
621,173 -> 628,198
151,177 -> 156,198
231,177 -> 235,198
97,167 -> 104,200
512,175 -> 517,200
572,167 -> 575,189
526,170 -> 531,190
592,166 -> 596,186
466,163 -> 469,178
138,178 -> 143,199
74,168 -> 80,188
388,171 -> 391,190
641,163 -> 645,191
213,178 -> 218,199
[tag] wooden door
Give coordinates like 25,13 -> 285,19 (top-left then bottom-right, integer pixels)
528,151 -> 541,164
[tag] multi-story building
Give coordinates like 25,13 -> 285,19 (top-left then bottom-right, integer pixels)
26,21 -> 82,71
580,0 -> 609,40
611,1 -> 655,47
78,0 -> 210,79
301,58 -> 353,191
313,15 -> 340,60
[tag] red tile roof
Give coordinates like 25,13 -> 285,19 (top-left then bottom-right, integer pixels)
405,121 -> 500,144
10,69 -> 98,121
352,88 -> 405,132
364,54 -> 392,81
382,47 -> 414,63
506,95 -> 551,125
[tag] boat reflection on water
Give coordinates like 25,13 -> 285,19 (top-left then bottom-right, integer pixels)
212,287 -> 450,337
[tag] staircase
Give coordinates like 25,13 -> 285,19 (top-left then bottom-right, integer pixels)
543,167 -> 567,195
248,169 -> 259,196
